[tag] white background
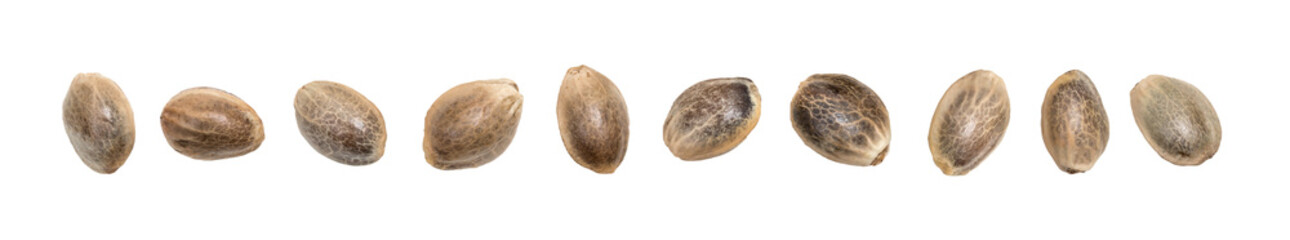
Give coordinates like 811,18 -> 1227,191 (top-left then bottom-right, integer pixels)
1,0 -> 1286,239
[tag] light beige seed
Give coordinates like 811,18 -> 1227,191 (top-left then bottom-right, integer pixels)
424,79 -> 524,170
63,73 -> 135,174
790,74 -> 890,166
928,70 -> 1010,176
161,87 -> 265,160
294,81 -> 387,166
1130,75 -> 1221,166
663,77 -> 761,161
556,65 -> 629,174
1041,70 -> 1109,174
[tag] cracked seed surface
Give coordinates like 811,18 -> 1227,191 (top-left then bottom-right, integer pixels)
63,73 -> 135,174
294,81 -> 386,166
1041,70 -> 1109,174
1130,75 -> 1221,166
663,77 -> 761,161
928,70 -> 1010,176
424,79 -> 524,170
556,65 -> 629,174
790,74 -> 890,166
161,87 -> 265,160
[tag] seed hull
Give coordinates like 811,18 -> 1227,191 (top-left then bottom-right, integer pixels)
790,74 -> 891,166
63,73 -> 135,174
1130,75 -> 1221,166
1041,70 -> 1109,174
424,79 -> 524,170
294,81 -> 387,166
161,87 -> 265,160
663,77 -> 761,161
928,70 -> 1010,176
556,65 -> 630,174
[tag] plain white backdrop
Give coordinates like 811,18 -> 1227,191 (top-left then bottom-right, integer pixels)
1,0 -> 1287,239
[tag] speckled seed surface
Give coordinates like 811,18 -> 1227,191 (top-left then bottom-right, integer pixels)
556,65 -> 629,174
928,70 -> 1010,176
1130,75 -> 1221,166
790,74 -> 890,166
1041,70 -> 1109,174
662,77 -> 761,161
424,79 -> 524,170
294,81 -> 386,166
161,87 -> 265,160
63,73 -> 135,174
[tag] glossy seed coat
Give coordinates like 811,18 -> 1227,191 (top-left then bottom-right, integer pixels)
790,74 -> 890,166
1041,70 -> 1109,174
63,73 -> 135,174
556,65 -> 629,174
928,70 -> 1010,176
294,81 -> 387,166
161,87 -> 265,160
663,77 -> 761,161
424,79 -> 524,170
1130,75 -> 1221,166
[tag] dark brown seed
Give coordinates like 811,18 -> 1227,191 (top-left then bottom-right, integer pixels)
1041,70 -> 1109,174
63,73 -> 135,174
294,81 -> 387,166
928,70 -> 1010,176
1130,75 -> 1221,166
424,79 -> 524,170
161,87 -> 265,160
663,77 -> 761,161
790,74 -> 890,166
556,65 -> 629,174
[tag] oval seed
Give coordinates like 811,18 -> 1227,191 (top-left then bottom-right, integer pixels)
556,65 -> 629,174
424,79 -> 524,170
1130,75 -> 1221,165
663,77 -> 761,161
161,87 -> 265,160
1040,70 -> 1109,174
294,81 -> 387,166
928,70 -> 1010,176
63,73 -> 135,174
790,74 -> 890,166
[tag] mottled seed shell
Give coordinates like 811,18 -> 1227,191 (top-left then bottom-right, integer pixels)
161,87 -> 265,160
424,79 -> 524,170
294,81 -> 387,166
1130,75 -> 1221,166
1041,70 -> 1109,174
63,73 -> 135,174
556,65 -> 629,174
790,74 -> 890,166
663,77 -> 761,161
928,70 -> 1010,176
